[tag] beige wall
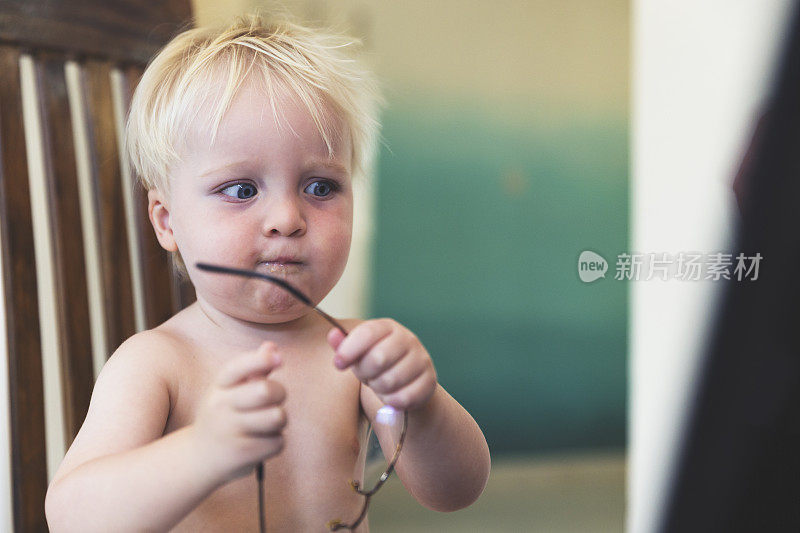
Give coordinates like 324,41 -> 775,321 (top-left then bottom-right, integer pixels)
371,0 -> 627,117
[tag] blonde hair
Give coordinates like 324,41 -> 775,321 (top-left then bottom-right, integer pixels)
125,12 -> 383,195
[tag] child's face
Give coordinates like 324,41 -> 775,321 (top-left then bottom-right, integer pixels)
153,79 -> 353,324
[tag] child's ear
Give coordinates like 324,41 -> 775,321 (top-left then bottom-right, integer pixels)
147,189 -> 178,252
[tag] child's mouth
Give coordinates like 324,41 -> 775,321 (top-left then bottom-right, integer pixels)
259,261 -> 303,274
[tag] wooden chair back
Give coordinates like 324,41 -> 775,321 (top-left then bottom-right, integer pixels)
0,2 -> 193,530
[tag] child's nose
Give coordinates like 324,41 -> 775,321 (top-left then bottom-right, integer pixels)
261,196 -> 307,237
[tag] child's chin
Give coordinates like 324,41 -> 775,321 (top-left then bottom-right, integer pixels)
254,291 -> 306,318
229,305 -> 307,326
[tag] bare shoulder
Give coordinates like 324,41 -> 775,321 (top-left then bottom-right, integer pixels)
97,328 -> 187,400
50,328 -> 186,485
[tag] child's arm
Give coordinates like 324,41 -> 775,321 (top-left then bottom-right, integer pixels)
328,320 -> 491,512
45,334 -> 286,532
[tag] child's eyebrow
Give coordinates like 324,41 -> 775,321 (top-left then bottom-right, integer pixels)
199,161 -> 254,178
198,160 -> 349,178
304,159 -> 349,176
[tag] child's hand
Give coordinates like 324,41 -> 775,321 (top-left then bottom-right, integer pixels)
191,341 -> 287,482
328,319 -> 437,411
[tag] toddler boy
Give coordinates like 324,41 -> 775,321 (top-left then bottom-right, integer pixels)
45,13 -> 490,532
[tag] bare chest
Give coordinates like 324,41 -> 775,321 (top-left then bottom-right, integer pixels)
164,342 -> 369,532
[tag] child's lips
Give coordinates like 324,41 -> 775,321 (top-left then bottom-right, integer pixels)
259,260 -> 304,274
266,255 -> 302,263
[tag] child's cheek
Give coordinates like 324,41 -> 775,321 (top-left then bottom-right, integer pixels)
329,227 -> 352,266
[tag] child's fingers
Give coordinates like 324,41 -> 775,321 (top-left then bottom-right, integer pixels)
217,342 -> 281,387
366,351 -> 427,395
228,378 -> 286,411
382,371 -> 438,410
334,319 -> 394,369
327,328 -> 346,351
236,406 -> 288,436
352,333 -> 406,382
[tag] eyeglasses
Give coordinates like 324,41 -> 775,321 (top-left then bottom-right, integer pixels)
327,407 -> 408,530
195,263 -> 408,532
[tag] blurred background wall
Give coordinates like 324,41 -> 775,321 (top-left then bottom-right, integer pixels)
194,0 -> 629,458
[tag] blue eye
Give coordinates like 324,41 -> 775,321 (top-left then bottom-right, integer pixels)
305,180 -> 338,198
220,182 -> 257,200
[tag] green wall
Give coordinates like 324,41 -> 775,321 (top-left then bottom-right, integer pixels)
370,97 -> 627,455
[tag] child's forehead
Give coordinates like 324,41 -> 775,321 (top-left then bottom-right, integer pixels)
177,75 -> 351,168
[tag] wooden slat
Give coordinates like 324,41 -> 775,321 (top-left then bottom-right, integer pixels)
0,0 -> 192,65
121,65 -> 176,328
83,60 -> 135,354
0,45 -> 48,533
37,53 -> 94,443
